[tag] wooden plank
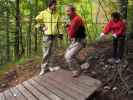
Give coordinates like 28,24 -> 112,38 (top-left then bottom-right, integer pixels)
52,69 -> 101,87
46,70 -> 94,94
10,87 -> 27,100
61,69 -> 101,88
54,70 -> 101,94
41,75 -> 88,99
33,77 -> 76,100
22,81 -> 50,100
16,84 -> 37,100
38,75 -> 86,100
0,69 -> 101,100
3,89 -> 16,100
78,75 -> 101,87
28,79 -> 62,100
0,93 -> 6,100
45,69 -> 101,98
78,75 -> 101,91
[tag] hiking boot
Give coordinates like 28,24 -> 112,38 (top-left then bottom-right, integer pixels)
39,63 -> 49,76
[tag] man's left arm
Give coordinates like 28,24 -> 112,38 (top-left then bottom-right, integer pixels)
117,21 -> 126,36
67,17 -> 82,39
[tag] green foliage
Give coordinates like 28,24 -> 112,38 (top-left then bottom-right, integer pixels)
127,0 -> 133,35
0,63 -> 15,78
0,0 -> 131,66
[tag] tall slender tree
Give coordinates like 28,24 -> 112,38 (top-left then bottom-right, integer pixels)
128,1 -> 133,37
15,0 -> 20,59
27,1 -> 33,56
118,0 -> 128,19
5,6 -> 10,61
34,0 -> 38,53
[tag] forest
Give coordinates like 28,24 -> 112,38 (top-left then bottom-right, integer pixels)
0,0 -> 133,100
0,0 -> 133,65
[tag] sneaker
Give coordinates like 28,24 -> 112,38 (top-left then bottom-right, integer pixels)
39,68 -> 48,76
108,58 -> 121,64
49,66 -> 61,72
53,66 -> 61,71
107,58 -> 116,64
72,70 -> 81,78
80,62 -> 90,70
49,67 -> 55,72
115,59 -> 121,64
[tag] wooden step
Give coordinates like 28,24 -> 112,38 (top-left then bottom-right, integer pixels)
0,69 -> 102,100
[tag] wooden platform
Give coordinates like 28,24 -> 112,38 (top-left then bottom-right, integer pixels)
0,69 -> 101,100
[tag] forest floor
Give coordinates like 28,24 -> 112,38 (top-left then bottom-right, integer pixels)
0,40 -> 133,100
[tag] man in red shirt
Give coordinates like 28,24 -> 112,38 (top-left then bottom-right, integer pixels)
100,12 -> 126,63
65,5 -> 86,77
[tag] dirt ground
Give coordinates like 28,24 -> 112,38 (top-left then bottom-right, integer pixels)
0,40 -> 133,100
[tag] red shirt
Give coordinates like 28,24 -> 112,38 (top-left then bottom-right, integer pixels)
67,14 -> 84,39
103,19 -> 126,36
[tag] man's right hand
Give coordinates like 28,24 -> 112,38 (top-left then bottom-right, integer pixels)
64,17 -> 70,27
100,32 -> 105,38
35,24 -> 47,32
112,34 -> 117,38
42,26 -> 48,32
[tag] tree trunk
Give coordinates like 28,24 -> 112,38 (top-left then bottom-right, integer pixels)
6,9 -> 10,61
118,0 -> 128,19
128,1 -> 133,38
27,2 -> 33,56
15,0 -> 20,59
19,25 -> 25,56
34,0 -> 38,53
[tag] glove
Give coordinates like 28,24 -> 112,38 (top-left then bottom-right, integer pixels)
112,34 -> 117,38
100,32 -> 105,38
